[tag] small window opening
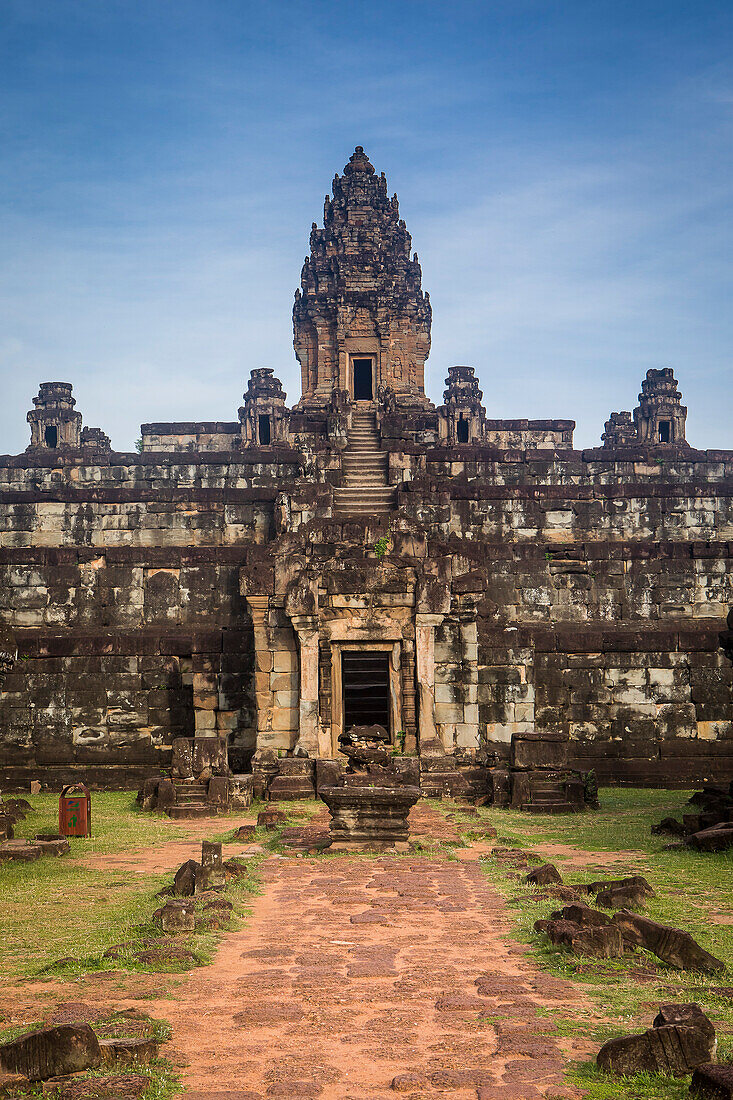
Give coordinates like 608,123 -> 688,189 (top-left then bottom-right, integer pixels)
353,358 -> 373,401
457,417 -> 469,443
44,425 -> 58,448
258,414 -> 271,445
658,420 -> 671,443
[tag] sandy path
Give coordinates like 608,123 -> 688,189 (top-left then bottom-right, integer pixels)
155,817 -> 590,1100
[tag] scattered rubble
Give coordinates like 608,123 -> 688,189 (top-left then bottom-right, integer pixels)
652,783 -> 733,852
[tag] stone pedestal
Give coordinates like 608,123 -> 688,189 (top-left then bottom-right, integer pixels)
319,785 -> 420,849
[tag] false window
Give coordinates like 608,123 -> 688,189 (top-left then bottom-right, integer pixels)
258,414 -> 271,445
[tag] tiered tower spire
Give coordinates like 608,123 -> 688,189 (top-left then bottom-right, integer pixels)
293,147 -> 432,407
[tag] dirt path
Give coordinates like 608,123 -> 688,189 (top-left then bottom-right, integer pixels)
155,824 -> 591,1100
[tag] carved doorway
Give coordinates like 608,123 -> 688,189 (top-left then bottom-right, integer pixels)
353,358 -> 373,401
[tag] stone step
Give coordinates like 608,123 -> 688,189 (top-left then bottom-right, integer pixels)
167,803 -> 215,819
525,801 -> 579,815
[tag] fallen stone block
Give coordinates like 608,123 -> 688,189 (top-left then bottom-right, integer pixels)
690,1063 -> 733,1099
50,1073 -> 149,1099
611,910 -> 726,974
160,899 -> 195,934
524,863 -> 562,886
597,1015 -> 715,1077
0,840 -> 42,862
535,918 -> 624,958
0,1071 -> 29,1095
0,816 -> 13,841
582,875 -> 655,898
98,1036 -> 160,1065
34,835 -> 71,857
173,859 -> 199,897
652,817 -> 686,836
0,1025 -> 101,1082
257,808 -> 286,828
653,1003 -> 716,1045
550,903 -> 610,927
233,824 -> 256,840
686,823 -> 733,853
595,883 -> 648,909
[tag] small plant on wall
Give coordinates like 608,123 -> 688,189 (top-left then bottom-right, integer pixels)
374,535 -> 391,560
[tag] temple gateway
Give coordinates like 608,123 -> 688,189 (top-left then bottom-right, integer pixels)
1,147 -> 732,797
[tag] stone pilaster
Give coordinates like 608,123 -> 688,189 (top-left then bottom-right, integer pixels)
415,613 -> 445,755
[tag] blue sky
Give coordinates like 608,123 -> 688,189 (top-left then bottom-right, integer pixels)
0,0 -> 731,451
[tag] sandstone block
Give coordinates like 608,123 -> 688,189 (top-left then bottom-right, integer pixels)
0,1025 -> 101,1082
611,911 -> 725,974
524,863 -> 562,886
160,899 -> 195,933
690,1064 -> 733,1099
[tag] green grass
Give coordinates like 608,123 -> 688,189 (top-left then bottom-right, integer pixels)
0,792 -> 263,978
446,788 -> 733,1100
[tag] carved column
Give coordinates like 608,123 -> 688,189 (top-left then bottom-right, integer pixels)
290,614 -> 322,757
247,596 -> 274,748
415,613 -> 445,755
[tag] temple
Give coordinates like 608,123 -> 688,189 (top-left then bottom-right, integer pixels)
1,147 -> 732,798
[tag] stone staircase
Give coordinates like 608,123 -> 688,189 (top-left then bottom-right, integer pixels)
524,779 -> 581,815
168,780 -> 211,819
333,406 -> 395,519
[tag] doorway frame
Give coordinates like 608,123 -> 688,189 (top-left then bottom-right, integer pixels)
350,355 -> 376,401
330,639 -> 402,756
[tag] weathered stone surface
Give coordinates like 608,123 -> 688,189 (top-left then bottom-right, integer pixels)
160,899 -> 195,933
98,1036 -> 160,1065
597,1014 -> 715,1077
653,1003 -> 716,1044
686,823 -> 733,852
595,883 -> 648,909
690,1064 -> 733,1099
611,910 -> 725,974
535,918 -> 624,958
321,785 -> 420,847
197,841 -> 224,892
0,1071 -> 29,1096
173,860 -> 199,897
52,1073 -> 149,1099
0,1025 -> 101,1082
550,903 -> 610,927
34,835 -> 70,857
524,864 -> 563,886
0,840 -> 42,862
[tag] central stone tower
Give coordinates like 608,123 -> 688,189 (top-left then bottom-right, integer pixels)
293,146 -> 432,409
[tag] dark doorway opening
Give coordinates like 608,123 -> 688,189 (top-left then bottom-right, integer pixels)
258,414 -> 271,445
44,425 -> 58,448
342,649 -> 390,733
658,420 -> 671,443
353,358 -> 373,401
457,417 -> 469,443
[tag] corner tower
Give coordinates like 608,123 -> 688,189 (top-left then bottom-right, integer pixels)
293,147 -> 432,409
